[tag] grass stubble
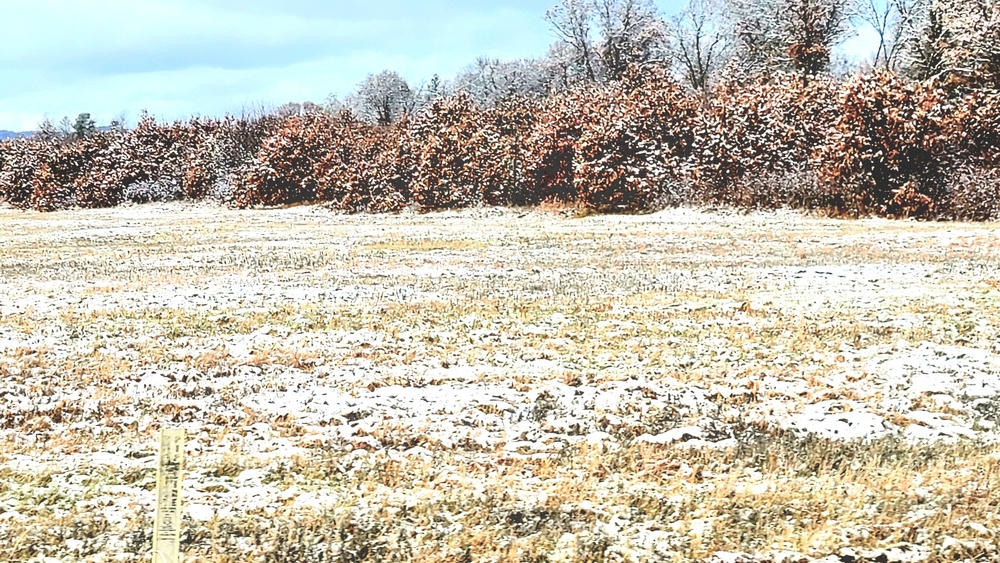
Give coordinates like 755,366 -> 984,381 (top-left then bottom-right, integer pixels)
1,202 -> 999,562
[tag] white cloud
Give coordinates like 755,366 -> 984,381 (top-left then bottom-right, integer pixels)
0,1 -> 550,129
0,0 -> 879,131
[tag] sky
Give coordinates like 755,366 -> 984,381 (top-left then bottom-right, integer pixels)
0,0 -> 878,131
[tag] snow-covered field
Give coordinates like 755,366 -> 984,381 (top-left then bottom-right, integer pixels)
1,202 -> 999,562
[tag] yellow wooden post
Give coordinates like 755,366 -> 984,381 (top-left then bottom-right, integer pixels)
152,428 -> 185,563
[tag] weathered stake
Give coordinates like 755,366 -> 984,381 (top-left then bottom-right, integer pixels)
152,428 -> 185,563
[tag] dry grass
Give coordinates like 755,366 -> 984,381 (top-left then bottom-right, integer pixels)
1,202 -> 999,562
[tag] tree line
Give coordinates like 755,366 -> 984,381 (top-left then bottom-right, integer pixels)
336,0 -> 998,121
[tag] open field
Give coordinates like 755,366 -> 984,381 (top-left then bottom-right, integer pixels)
1,202 -> 1000,562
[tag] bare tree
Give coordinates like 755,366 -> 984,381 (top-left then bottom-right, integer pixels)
726,0 -> 856,80
858,0 -> 927,70
414,74 -> 448,111
35,118 -> 62,142
454,57 -> 552,106
546,0 -> 599,83
725,0 -> 786,75
666,0 -> 730,92
109,111 -> 129,132
943,0 -> 1000,86
898,0 -> 1000,86
276,102 -> 304,118
57,116 -> 74,138
859,0 -> 892,68
784,0 -> 857,79
275,102 -> 325,118
540,43 -> 579,91
593,0 -> 666,80
353,70 -> 415,126
903,1 -> 948,80
323,94 -> 348,115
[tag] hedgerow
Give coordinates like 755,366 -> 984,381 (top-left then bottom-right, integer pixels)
409,94 -> 485,211
523,91 -> 589,205
573,69 -> 700,213
693,74 -> 839,209
314,113 -> 412,214
1,66 -> 999,219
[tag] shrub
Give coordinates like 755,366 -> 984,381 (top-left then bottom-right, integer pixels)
409,94 -> 485,211
69,134 -> 129,209
120,113 -> 186,190
950,89 -> 1000,158
817,72 -> 953,217
693,74 -> 838,206
717,169 -> 840,211
0,139 -> 49,208
942,160 -> 1000,221
216,113 -> 283,170
573,68 -> 699,213
475,96 -> 539,207
122,180 -> 184,204
171,118 -> 218,200
314,115 -> 412,214
230,113 -> 337,208
29,142 -> 86,211
523,91 -> 590,206
182,147 -> 218,201
29,166 -> 72,212
937,91 -> 1000,219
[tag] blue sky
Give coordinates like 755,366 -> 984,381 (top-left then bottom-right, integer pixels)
0,1 -> 876,131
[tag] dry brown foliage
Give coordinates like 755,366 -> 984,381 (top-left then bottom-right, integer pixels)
573,69 -> 699,213
408,93 -> 486,211
230,113 -> 337,208
816,72 -> 953,217
523,91 -> 589,205
314,114 -> 412,214
2,67 -> 999,219
694,74 -> 839,208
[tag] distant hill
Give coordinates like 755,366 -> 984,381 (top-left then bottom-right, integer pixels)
0,130 -> 32,141
0,129 -> 116,141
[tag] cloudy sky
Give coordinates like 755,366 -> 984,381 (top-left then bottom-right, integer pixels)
0,1 -> 876,131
